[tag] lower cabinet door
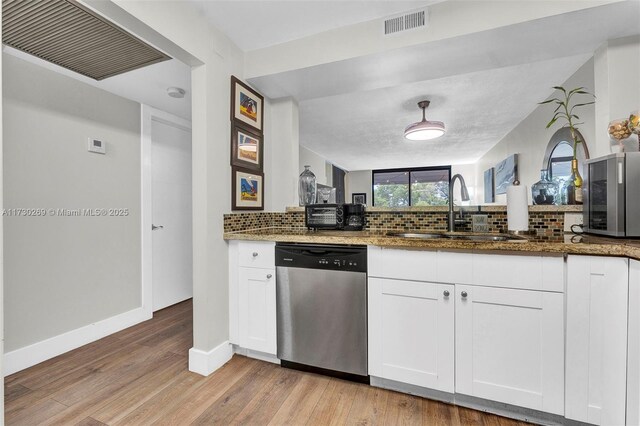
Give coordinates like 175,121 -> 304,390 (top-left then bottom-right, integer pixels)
566,255 -> 628,425
238,267 -> 276,355
455,284 -> 564,415
369,277 -> 454,392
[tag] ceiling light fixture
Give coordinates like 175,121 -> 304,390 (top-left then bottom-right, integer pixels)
167,87 -> 186,98
404,100 -> 445,141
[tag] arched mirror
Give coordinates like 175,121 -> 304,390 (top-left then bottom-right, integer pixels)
542,127 -> 590,186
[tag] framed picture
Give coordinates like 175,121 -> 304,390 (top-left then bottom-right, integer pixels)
494,154 -> 518,195
352,193 -> 367,205
232,167 -> 264,211
231,124 -> 263,170
230,76 -> 264,132
483,168 -> 495,203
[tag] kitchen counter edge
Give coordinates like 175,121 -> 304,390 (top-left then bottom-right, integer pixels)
224,228 -> 639,260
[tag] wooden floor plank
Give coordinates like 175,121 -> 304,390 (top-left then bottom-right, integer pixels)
4,298 -> 533,426
307,377 -> 360,426
4,384 -> 31,405
423,398 -> 460,426
230,366 -> 302,425
383,390 -> 422,425
42,351 -> 184,425
149,355 -> 255,426
191,361 -> 280,425
75,417 -> 108,426
6,397 -> 68,426
113,371 -> 202,426
267,373 -> 331,426
345,384 -> 390,425
89,354 -> 188,424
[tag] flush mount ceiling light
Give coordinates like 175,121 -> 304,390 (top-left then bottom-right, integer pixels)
167,87 -> 186,98
404,100 -> 445,141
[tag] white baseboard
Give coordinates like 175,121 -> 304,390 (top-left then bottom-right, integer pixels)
189,340 -> 233,376
4,306 -> 151,376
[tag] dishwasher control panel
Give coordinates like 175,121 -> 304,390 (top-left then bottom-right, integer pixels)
275,243 -> 367,273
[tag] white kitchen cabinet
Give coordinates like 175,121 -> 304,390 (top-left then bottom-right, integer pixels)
229,240 -> 277,355
368,277 -> 454,392
628,259 -> 640,426
455,284 -> 564,415
238,266 -> 276,354
566,255 -> 628,425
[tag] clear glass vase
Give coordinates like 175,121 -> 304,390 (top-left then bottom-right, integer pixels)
531,169 -> 559,205
298,165 -> 317,206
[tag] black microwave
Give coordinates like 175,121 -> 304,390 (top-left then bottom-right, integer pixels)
305,203 -> 365,231
584,152 -> 640,237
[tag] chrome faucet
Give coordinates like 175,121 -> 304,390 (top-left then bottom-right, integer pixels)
449,174 -> 470,232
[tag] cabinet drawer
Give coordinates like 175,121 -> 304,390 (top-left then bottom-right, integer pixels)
368,246 -> 437,281
472,252 -> 564,292
238,241 -> 275,269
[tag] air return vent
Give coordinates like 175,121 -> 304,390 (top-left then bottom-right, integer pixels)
383,9 -> 427,35
2,0 -> 170,80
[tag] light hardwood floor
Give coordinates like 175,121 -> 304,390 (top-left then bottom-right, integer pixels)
5,300 -> 530,425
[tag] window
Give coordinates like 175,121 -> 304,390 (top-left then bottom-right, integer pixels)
547,141 -> 574,182
372,166 -> 451,207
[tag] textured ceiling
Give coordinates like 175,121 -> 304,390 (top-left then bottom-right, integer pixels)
191,0 -> 436,50
260,0 -> 639,171
299,55 -> 592,171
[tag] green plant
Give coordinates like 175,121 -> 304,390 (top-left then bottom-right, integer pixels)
539,86 -> 595,157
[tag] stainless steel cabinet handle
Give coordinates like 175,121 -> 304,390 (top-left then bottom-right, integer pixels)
461,291 -> 468,299
252,252 -> 259,257
266,274 -> 273,279
443,290 -> 450,297
152,224 -> 164,230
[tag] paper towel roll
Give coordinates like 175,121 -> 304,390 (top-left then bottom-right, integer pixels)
507,184 -> 529,231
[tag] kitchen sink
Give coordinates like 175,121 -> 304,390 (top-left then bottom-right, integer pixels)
387,231 -> 527,242
386,232 -> 447,239
446,234 -> 525,242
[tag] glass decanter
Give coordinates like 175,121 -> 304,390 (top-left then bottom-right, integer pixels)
298,165 -> 317,206
531,169 -> 559,205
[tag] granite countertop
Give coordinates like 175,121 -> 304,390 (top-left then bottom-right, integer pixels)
223,227 -> 640,260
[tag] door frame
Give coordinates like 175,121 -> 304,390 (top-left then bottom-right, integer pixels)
141,105 -> 192,315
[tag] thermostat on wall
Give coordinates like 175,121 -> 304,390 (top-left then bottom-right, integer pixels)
88,138 -> 106,154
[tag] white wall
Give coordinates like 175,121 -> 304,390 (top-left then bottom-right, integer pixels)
109,0 -> 245,373
299,146 -> 329,186
266,98 -> 299,211
475,58 -> 595,204
346,170 -> 372,204
594,35 -> 640,157
3,54 -> 141,352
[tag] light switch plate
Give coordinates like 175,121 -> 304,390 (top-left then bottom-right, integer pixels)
88,138 -> 106,154
472,214 -> 489,233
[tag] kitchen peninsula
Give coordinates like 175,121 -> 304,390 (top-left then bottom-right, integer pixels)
225,205 -> 639,425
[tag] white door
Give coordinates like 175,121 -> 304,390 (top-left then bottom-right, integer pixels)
238,267 -> 276,354
455,284 -> 564,415
368,277 -> 454,392
566,255 -> 628,425
151,118 -> 192,311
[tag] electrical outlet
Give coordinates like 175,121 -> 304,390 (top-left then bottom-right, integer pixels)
564,212 -> 584,232
472,214 -> 489,233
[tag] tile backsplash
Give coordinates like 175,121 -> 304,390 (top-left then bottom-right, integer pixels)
224,207 -> 568,239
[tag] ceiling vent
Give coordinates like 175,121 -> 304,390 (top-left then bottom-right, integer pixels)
383,9 -> 428,36
2,0 -> 171,80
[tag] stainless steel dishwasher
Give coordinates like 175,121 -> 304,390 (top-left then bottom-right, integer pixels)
275,243 -> 368,383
